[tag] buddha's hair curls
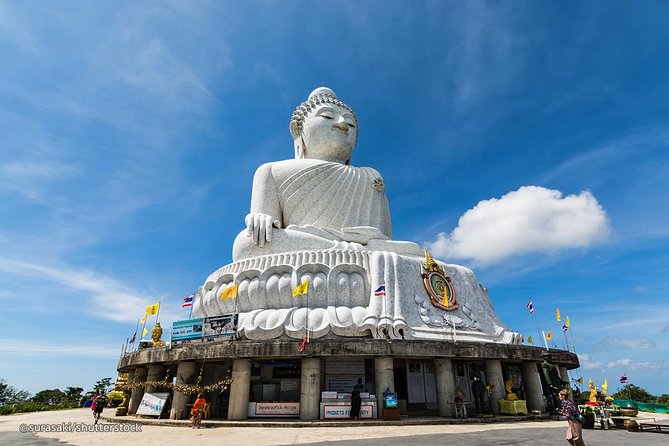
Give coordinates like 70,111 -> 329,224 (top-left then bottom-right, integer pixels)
289,87 -> 358,143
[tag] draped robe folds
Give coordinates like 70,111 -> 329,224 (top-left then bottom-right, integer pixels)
215,158 -> 521,342
278,161 -> 392,239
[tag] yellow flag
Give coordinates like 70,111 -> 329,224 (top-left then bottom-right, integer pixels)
292,279 -> 309,297
565,316 -> 571,328
145,302 -> 160,315
527,335 -> 533,344
139,314 -> 147,324
220,284 -> 238,301
556,306 -> 561,321
546,330 -> 553,340
142,327 -> 148,338
602,379 -> 608,395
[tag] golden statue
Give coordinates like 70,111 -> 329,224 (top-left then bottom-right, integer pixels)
588,379 -> 597,403
505,379 -> 518,401
151,322 -> 165,347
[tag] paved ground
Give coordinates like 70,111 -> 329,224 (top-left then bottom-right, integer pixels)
1,408 -> 667,446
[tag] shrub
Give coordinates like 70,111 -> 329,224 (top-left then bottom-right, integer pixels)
0,405 -> 16,415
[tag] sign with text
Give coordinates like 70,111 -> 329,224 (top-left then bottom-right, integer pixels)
137,392 -> 170,417
247,402 -> 300,417
203,314 -> 238,338
325,359 -> 365,375
321,402 -> 376,419
171,318 -> 204,341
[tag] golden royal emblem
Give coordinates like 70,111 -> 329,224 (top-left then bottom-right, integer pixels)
420,249 -> 458,311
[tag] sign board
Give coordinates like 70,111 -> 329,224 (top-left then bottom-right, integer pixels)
203,314 -> 238,338
137,392 -> 170,417
384,392 -> 398,408
280,379 -> 300,392
321,402 -> 376,419
247,402 -> 300,417
172,318 -> 204,341
325,375 -> 362,392
325,359 -> 365,375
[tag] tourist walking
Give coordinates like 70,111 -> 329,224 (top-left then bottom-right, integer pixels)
191,393 -> 207,429
350,387 -> 362,420
558,389 -> 586,446
91,391 -> 106,425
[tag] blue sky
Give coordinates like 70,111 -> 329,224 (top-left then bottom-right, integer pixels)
1,1 -> 668,397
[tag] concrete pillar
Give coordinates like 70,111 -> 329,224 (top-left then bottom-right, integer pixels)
227,359 -> 251,420
521,362 -> 546,413
300,357 -> 321,421
559,366 -> 570,386
170,362 -> 198,420
128,367 -> 147,415
145,364 -> 166,393
484,359 -> 505,415
434,358 -> 456,417
374,357 -> 395,413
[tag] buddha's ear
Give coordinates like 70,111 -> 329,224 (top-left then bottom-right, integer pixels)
289,120 -> 301,140
294,135 -> 305,159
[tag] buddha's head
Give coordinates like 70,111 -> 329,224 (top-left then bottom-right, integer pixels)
290,87 -> 358,164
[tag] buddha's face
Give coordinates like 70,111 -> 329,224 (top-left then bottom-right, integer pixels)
301,103 -> 357,163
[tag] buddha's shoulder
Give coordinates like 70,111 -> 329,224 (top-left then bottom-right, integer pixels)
256,159 -> 383,180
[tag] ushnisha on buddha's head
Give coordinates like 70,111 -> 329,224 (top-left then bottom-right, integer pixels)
289,87 -> 358,164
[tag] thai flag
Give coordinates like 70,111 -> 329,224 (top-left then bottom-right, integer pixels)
297,335 -> 309,353
374,284 -> 386,297
526,299 -> 534,314
620,374 -> 628,384
129,331 -> 136,344
182,294 -> 194,308
562,324 -> 568,333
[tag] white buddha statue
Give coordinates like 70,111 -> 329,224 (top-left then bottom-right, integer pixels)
194,87 -> 521,345
232,87 -> 421,261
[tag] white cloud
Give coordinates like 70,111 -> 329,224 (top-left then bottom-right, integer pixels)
426,186 -> 610,265
0,258 -> 176,323
602,337 -> 654,349
115,39 -> 215,111
0,340 -> 120,357
0,160 -> 79,200
579,353 -> 668,373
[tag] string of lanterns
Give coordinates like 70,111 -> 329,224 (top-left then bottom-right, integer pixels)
115,378 -> 232,394
116,361 -> 233,395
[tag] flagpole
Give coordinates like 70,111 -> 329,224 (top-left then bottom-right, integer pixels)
140,314 -> 147,340
306,280 -> 310,343
188,291 -> 194,319
541,330 -> 549,350
132,319 -> 140,348
155,300 -> 161,325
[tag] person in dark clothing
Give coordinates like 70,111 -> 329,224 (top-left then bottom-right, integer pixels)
350,387 -> 362,420
92,391 -> 106,424
471,377 -> 486,415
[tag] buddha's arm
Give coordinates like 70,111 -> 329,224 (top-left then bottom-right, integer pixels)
245,163 -> 283,247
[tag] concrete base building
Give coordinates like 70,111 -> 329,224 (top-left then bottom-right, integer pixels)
118,87 -> 579,421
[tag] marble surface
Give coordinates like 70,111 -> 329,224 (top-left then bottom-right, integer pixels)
193,87 -> 521,345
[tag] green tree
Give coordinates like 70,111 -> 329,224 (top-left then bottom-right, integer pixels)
656,394 -> 669,404
32,388 -> 67,405
64,387 -> 84,402
0,379 -> 31,405
611,384 -> 655,402
93,378 -> 112,394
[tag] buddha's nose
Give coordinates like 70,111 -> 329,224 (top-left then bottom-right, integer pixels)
334,116 -> 348,131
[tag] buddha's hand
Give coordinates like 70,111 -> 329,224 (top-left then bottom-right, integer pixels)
244,213 -> 279,247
